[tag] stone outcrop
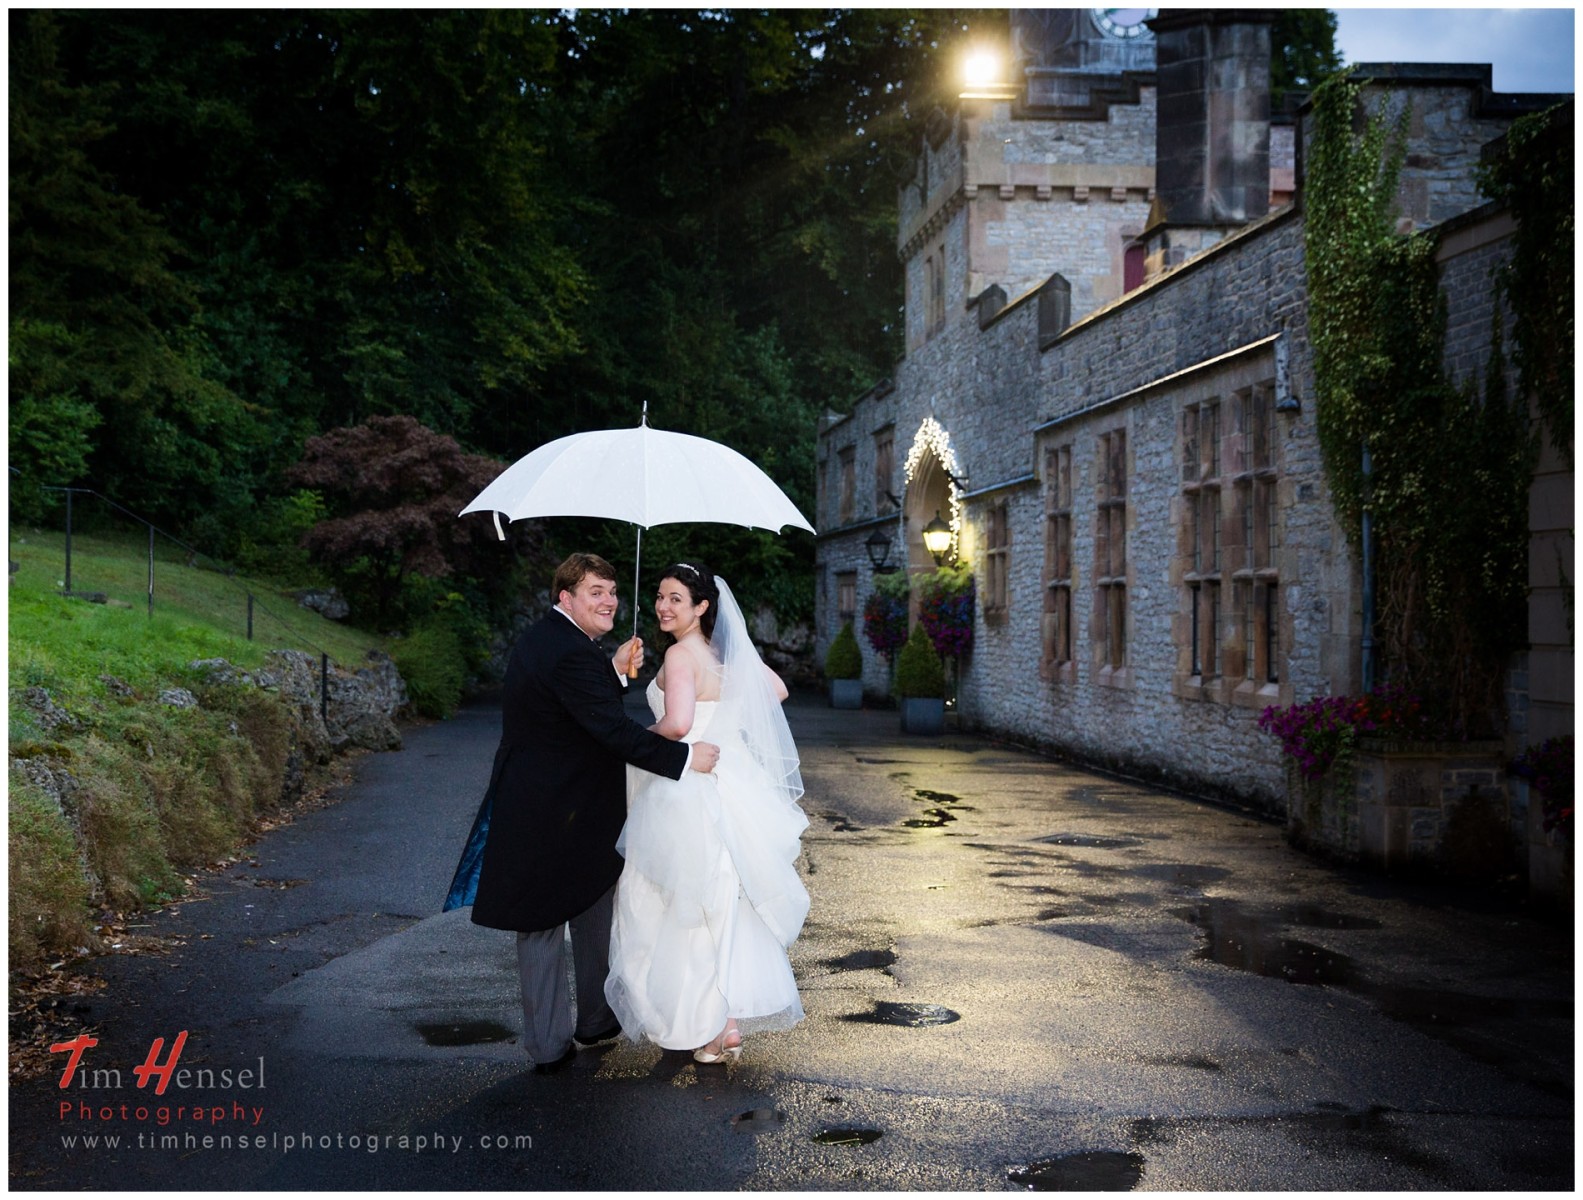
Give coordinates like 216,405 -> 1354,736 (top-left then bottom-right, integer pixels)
239,648 -> 408,754
294,587 -> 350,621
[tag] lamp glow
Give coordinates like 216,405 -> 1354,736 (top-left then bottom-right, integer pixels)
963,49 -> 1001,90
922,511 -> 954,566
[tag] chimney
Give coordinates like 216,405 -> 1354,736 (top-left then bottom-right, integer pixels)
1145,10 -> 1273,271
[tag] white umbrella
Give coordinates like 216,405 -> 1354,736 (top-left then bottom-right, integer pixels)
461,405 -> 815,633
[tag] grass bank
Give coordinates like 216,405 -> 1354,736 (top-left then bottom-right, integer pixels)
8,526 -> 389,976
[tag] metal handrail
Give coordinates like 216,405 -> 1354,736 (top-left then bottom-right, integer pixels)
36,486 -> 337,722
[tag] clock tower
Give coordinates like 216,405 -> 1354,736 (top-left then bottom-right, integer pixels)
1012,8 -> 1157,115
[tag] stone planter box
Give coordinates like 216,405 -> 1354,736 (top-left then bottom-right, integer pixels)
899,697 -> 945,735
1287,740 -> 1510,877
828,679 -> 863,710
1526,794 -> 1574,911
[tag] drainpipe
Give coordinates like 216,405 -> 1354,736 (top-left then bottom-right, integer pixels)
1360,441 -> 1375,693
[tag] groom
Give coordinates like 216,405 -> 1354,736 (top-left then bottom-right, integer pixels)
467,552 -> 720,1072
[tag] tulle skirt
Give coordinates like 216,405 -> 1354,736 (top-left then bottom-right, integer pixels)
606,746 -> 808,1050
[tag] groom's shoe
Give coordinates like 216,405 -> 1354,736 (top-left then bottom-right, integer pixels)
573,1021 -> 622,1048
531,1045 -> 577,1075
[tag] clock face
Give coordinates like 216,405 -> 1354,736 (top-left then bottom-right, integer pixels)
1091,8 -> 1156,39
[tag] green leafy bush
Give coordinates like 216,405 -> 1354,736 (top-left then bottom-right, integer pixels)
893,623 -> 944,699
391,623 -> 466,719
824,621 -> 862,680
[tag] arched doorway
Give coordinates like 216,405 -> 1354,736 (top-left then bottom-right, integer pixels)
901,415 -> 964,604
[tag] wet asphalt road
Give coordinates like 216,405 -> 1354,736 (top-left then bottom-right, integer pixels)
9,692 -> 1574,1190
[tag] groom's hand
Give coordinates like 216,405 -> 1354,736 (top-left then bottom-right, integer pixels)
689,742 -> 720,773
614,636 -> 643,679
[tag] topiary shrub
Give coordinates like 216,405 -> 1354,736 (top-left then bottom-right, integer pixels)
824,622 -> 862,680
893,623 -> 944,699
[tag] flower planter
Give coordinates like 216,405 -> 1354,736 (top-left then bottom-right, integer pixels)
1287,740 -> 1510,876
828,679 -> 863,710
899,697 -> 944,735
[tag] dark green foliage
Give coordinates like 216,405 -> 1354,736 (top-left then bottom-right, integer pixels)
893,622 -> 944,699
391,624 -> 467,720
824,621 -> 863,680
1478,103 -> 1574,462
1304,77 -> 1534,736
1270,10 -> 1341,105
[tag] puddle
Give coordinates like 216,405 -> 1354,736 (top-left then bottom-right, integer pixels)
843,1001 -> 961,1027
914,789 -> 962,804
824,947 -> 897,972
1276,904 -> 1382,930
1172,902 -> 1359,986
855,757 -> 901,764
415,1020 -> 515,1046
903,808 -> 957,828
1038,834 -> 1142,850
812,1126 -> 884,1146
822,811 -> 863,832
1008,1150 -> 1145,1191
730,1108 -> 785,1134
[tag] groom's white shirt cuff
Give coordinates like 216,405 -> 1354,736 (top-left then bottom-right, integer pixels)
553,605 -> 693,774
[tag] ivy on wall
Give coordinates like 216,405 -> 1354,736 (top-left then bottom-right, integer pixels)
1477,102 -> 1575,464
1303,75 -> 1534,737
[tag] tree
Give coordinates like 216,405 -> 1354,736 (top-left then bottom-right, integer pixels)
1270,10 -> 1342,106
9,11 -> 239,523
285,415 -> 531,629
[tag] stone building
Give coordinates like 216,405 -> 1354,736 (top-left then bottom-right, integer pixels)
814,11 -> 1571,848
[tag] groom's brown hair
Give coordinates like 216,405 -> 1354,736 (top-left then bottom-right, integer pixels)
553,552 -> 618,600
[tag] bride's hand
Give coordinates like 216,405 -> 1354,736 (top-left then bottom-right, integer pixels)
689,742 -> 720,773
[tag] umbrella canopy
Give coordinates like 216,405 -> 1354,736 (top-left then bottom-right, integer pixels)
460,417 -> 814,535
461,414 -> 815,640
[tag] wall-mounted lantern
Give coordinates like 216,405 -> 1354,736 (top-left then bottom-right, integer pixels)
922,511 -> 954,566
866,527 -> 898,574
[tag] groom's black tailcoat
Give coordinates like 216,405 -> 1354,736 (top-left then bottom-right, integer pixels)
470,611 -> 688,932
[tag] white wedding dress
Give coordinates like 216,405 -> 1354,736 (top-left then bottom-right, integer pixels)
605,673 -> 809,1050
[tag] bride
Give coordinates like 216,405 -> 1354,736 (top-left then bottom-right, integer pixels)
605,562 -> 809,1063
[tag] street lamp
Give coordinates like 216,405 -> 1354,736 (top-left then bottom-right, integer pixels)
866,527 -> 897,574
922,511 -> 953,566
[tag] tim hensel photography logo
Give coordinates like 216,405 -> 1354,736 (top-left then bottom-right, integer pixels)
52,1031 -> 267,1129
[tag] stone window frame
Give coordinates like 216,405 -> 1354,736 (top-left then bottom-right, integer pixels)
873,426 -> 896,514
927,243 -> 947,336
1040,441 -> 1077,682
836,571 -> 857,623
983,500 -> 1011,621
1182,399 -> 1224,681
1093,426 -> 1130,685
1233,383 -> 1282,695
1172,366 -> 1288,708
837,447 -> 856,526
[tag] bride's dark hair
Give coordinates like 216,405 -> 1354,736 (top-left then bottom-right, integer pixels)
659,561 -> 719,639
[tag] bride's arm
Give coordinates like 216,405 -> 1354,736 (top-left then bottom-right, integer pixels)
761,661 -> 789,703
650,644 -> 697,740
